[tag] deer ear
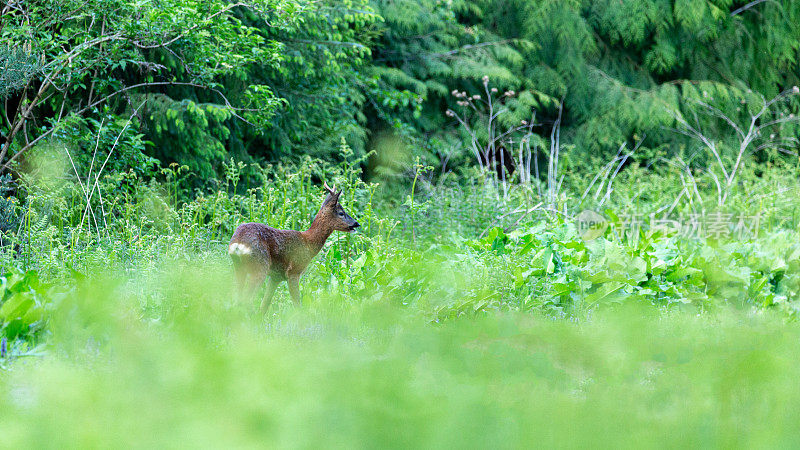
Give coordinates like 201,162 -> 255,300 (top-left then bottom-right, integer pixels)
323,190 -> 340,206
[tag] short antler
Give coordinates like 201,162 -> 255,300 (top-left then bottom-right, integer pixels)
323,181 -> 338,195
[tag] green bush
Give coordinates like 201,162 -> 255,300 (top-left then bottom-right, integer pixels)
0,268 -> 61,343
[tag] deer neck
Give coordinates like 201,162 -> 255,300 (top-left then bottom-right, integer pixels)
301,212 -> 334,254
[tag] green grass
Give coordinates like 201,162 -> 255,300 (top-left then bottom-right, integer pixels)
4,156 -> 800,447
2,262 -> 800,447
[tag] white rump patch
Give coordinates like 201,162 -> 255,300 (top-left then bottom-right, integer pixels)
228,242 -> 252,256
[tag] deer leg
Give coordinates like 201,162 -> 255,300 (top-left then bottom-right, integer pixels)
244,267 -> 267,303
233,263 -> 248,302
287,276 -> 302,307
259,277 -> 279,313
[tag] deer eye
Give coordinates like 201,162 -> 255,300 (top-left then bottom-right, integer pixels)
338,211 -> 344,217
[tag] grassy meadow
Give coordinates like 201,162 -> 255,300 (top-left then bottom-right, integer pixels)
4,1 -> 800,445
2,150 -> 800,447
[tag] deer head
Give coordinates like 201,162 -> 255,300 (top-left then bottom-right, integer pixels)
320,182 -> 360,232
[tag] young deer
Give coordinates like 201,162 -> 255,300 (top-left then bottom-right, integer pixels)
228,183 -> 359,311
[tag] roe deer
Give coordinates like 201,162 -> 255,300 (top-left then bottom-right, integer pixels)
228,183 -> 359,311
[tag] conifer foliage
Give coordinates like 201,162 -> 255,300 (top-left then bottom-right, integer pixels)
1,0 -> 799,182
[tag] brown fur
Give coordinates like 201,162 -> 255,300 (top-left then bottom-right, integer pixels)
229,185 -> 359,311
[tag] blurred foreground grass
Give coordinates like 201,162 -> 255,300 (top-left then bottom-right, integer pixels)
1,262 -> 799,448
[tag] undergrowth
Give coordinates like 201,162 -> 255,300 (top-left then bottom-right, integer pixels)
2,146 -> 800,350
2,148 -> 800,445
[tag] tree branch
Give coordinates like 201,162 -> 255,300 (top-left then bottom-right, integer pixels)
131,2 -> 247,49
730,0 -> 770,16
0,80 -> 256,172
431,40 -> 515,59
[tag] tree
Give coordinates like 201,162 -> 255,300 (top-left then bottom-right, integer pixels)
241,0 -> 380,160
503,0 -> 800,162
0,0 -> 294,177
371,0 -> 800,173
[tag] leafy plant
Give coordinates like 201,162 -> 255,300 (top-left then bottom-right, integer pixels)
0,268 -> 55,341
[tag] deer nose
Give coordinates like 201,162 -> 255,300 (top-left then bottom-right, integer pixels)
353,221 -> 360,229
